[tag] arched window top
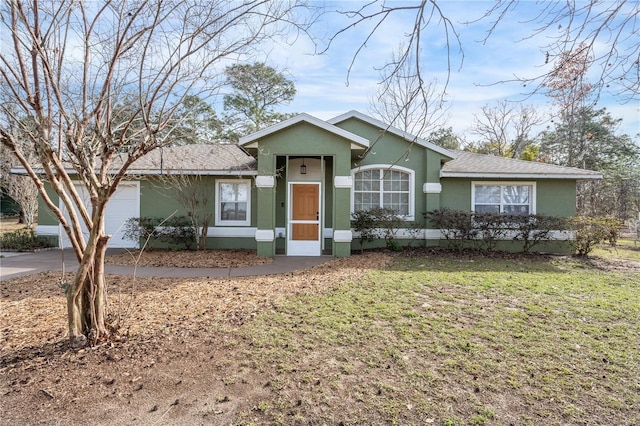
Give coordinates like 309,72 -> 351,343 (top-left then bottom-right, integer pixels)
351,165 -> 415,219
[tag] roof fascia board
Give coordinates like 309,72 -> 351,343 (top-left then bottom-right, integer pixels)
440,171 -> 603,180
131,170 -> 258,176
238,113 -> 369,148
10,168 -> 257,176
328,110 -> 456,159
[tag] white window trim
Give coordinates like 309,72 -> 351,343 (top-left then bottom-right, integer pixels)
351,164 -> 415,220
471,181 -> 537,214
215,179 -> 251,226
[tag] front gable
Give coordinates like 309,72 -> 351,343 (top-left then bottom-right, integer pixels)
328,110 -> 457,159
239,113 -> 368,153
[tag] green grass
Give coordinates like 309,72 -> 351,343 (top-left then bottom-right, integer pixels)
592,238 -> 640,263
232,252 -> 640,425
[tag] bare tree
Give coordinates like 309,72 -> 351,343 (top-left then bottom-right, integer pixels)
369,47 -> 448,139
152,169 -> 214,252
326,2 -> 462,107
328,1 -> 638,102
540,43 -> 596,168
0,0 -> 312,346
0,120 -> 38,227
1,170 -> 38,228
470,100 -> 546,159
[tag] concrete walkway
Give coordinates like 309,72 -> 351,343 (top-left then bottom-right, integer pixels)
0,249 -> 332,281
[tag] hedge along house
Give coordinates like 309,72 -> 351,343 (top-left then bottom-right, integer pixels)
35,110 -> 602,256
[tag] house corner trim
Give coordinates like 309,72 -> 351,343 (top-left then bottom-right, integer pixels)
423,183 -> 442,194
333,230 -> 352,242
334,176 -> 352,189
255,175 -> 275,188
255,229 -> 275,242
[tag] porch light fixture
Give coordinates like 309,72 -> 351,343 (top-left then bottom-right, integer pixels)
300,158 -> 307,174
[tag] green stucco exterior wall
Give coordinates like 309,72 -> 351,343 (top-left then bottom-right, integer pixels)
439,178 -> 578,217
37,176 -> 259,250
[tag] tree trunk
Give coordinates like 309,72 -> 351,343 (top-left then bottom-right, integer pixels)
199,217 -> 210,250
66,209 -> 110,348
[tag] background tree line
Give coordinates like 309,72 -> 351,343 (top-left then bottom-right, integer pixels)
379,42 -> 640,224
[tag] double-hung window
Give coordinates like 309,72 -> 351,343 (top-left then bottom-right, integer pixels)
352,165 -> 414,219
215,179 -> 251,226
472,182 -> 535,214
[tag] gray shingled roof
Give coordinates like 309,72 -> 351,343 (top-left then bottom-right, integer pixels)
441,151 -> 602,179
127,144 -> 256,174
9,143 -> 257,176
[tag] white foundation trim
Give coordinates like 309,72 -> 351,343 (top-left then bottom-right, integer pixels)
333,230 -> 353,242
255,229 -> 275,242
207,227 -> 256,238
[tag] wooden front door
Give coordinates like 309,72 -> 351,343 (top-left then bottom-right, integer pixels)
288,183 -> 321,255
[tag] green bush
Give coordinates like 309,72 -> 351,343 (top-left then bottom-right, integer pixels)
571,216 -> 622,256
425,209 -> 477,252
0,229 -> 54,251
351,209 -> 377,253
351,207 -> 403,251
427,209 -> 568,253
123,216 -> 196,250
506,214 -> 567,253
473,211 -> 508,250
369,207 -> 403,250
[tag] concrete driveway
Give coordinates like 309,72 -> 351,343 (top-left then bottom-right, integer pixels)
0,249 -> 331,281
1,249 -> 81,280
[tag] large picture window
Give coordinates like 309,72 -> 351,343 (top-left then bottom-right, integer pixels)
216,179 -> 251,226
472,182 -> 535,214
352,165 -> 414,218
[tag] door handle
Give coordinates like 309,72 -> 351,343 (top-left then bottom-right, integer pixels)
316,212 -> 319,220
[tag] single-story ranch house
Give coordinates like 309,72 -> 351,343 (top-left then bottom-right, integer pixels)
36,110 -> 602,257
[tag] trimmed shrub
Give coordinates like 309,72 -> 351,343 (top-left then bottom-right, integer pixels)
369,207 -> 403,251
123,216 -> 196,250
351,207 -> 403,251
507,214 -> 567,253
571,216 -> 619,257
427,209 -> 569,253
351,209 -> 377,253
425,209 -> 477,252
473,211 -> 509,251
0,229 -> 54,251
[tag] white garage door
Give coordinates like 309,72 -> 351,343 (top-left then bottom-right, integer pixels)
60,182 -> 140,249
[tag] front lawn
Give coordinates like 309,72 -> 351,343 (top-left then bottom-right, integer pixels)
235,251 -> 640,425
592,238 -> 640,263
1,249 -> 638,425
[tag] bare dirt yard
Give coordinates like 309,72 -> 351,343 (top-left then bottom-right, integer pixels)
1,248 -> 639,425
1,250 -> 389,425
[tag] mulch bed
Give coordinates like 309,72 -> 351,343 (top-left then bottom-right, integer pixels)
104,249 -> 273,268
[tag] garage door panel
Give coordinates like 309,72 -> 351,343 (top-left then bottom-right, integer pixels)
105,183 -> 140,248
60,182 -> 140,249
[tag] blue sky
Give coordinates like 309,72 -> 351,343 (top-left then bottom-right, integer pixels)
257,1 -> 639,142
